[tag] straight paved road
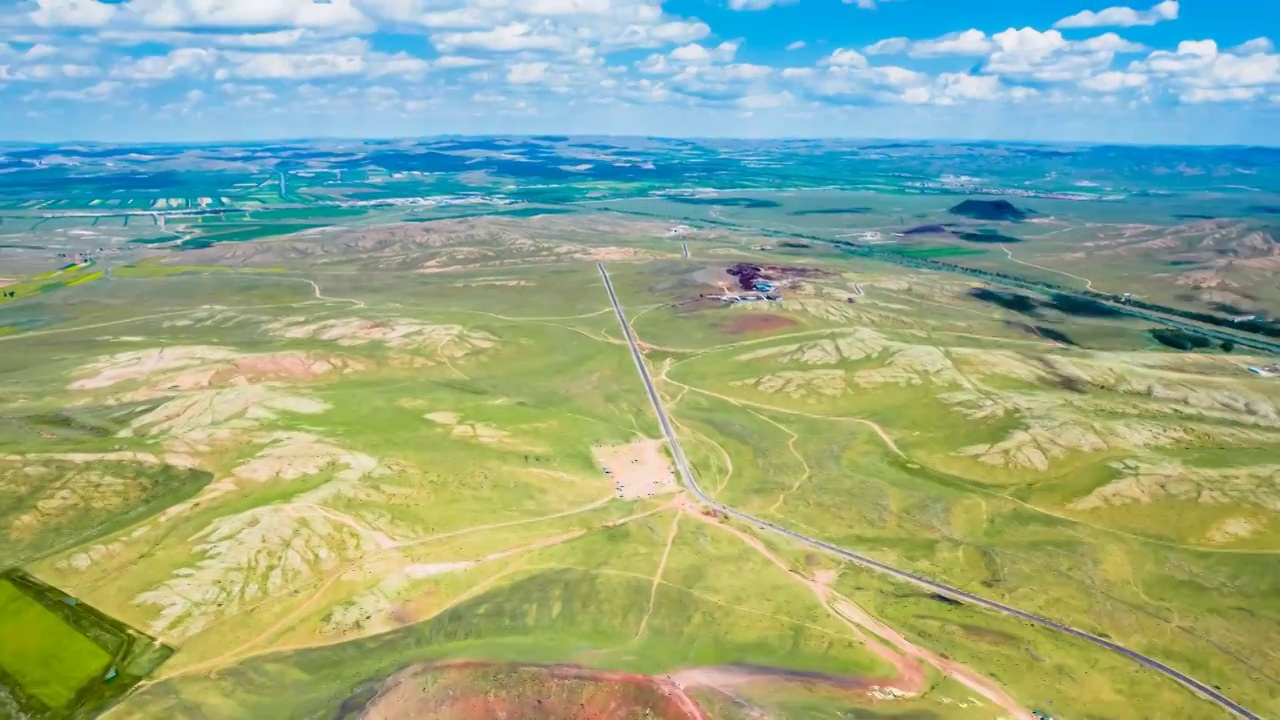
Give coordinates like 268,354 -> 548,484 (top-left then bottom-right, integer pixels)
597,262 -> 1261,720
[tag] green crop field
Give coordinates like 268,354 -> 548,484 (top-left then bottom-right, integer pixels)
0,579 -> 112,710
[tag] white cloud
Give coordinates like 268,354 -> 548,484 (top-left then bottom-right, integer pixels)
507,61 -> 549,84
221,82 -> 277,107
23,44 -> 58,60
28,0 -> 117,28
871,65 -> 928,87
111,48 -> 216,80
161,87 -> 203,115
1232,38 -> 1275,55
737,90 -> 792,108
95,29 -> 311,48
433,22 -> 567,52
1081,70 -> 1148,91
908,29 -> 993,57
433,55 -> 489,69
61,64 -> 98,78
864,37 -> 909,55
521,0 -> 614,16
601,19 -> 710,50
1130,38 -> 1280,103
981,27 -> 1130,83
1075,33 -> 1146,54
668,40 -> 738,64
212,49 -> 429,80
938,72 -> 1001,101
728,0 -> 796,9
669,43 -> 712,63
865,30 -> 993,57
786,41 -> 806,51
44,80 -> 123,100
820,48 -> 868,67
29,0 -> 372,30
1054,1 -> 1178,29
1180,86 -> 1263,103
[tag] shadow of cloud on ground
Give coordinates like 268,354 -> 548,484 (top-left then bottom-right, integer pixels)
1042,294 -> 1123,318
666,196 -> 782,209
789,207 -> 872,216
957,229 -> 1021,244
970,288 -> 1040,315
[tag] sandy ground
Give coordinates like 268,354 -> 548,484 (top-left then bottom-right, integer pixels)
593,439 -> 679,500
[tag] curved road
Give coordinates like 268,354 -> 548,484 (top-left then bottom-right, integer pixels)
597,263 -> 1261,720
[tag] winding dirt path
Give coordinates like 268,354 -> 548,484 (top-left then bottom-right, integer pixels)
689,509 -> 1028,719
999,244 -> 1097,291
665,378 -> 906,458
635,513 -> 681,641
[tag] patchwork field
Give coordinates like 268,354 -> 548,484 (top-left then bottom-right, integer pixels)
0,209 -> 1277,720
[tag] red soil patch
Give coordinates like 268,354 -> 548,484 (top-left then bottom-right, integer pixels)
357,662 -> 708,720
722,314 -> 798,335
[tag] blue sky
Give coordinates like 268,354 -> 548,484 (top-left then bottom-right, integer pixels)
0,0 -> 1278,144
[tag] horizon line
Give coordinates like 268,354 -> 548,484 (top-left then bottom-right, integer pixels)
3,133 -> 1280,150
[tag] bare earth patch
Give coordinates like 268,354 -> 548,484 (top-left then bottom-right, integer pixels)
424,411 -> 537,450
355,662 -> 704,720
70,346 -> 362,400
593,439 -> 679,500
722,313 -> 799,335
732,370 -> 847,400
266,317 -> 497,357
1069,458 -> 1280,512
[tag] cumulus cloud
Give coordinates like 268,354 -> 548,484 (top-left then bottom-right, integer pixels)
820,48 -> 869,67
864,37 -> 909,55
1129,38 -> 1280,103
1081,70 -> 1148,91
433,55 -> 489,69
30,0 -> 372,30
1180,86 -> 1263,103
907,29 -> 993,57
432,22 -> 566,52
1054,1 -> 1178,29
94,29 -> 312,48
1075,33 -> 1146,54
727,0 -> 796,9
737,90 -> 792,108
1231,38 -> 1275,55
786,40 -> 806,51
506,61 -> 549,84
213,49 -> 429,80
43,80 -> 123,100
864,30 -> 993,58
111,48 -> 216,80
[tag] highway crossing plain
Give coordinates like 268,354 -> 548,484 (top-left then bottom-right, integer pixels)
1,200 -> 1278,719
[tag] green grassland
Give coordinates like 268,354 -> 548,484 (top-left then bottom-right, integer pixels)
2,208 -> 1277,719
0,262 -> 105,305
106,510 -> 990,719
600,256 -> 1280,717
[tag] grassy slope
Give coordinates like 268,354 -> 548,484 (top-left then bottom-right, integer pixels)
608,251 -> 1279,717
4,215 -> 1277,720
